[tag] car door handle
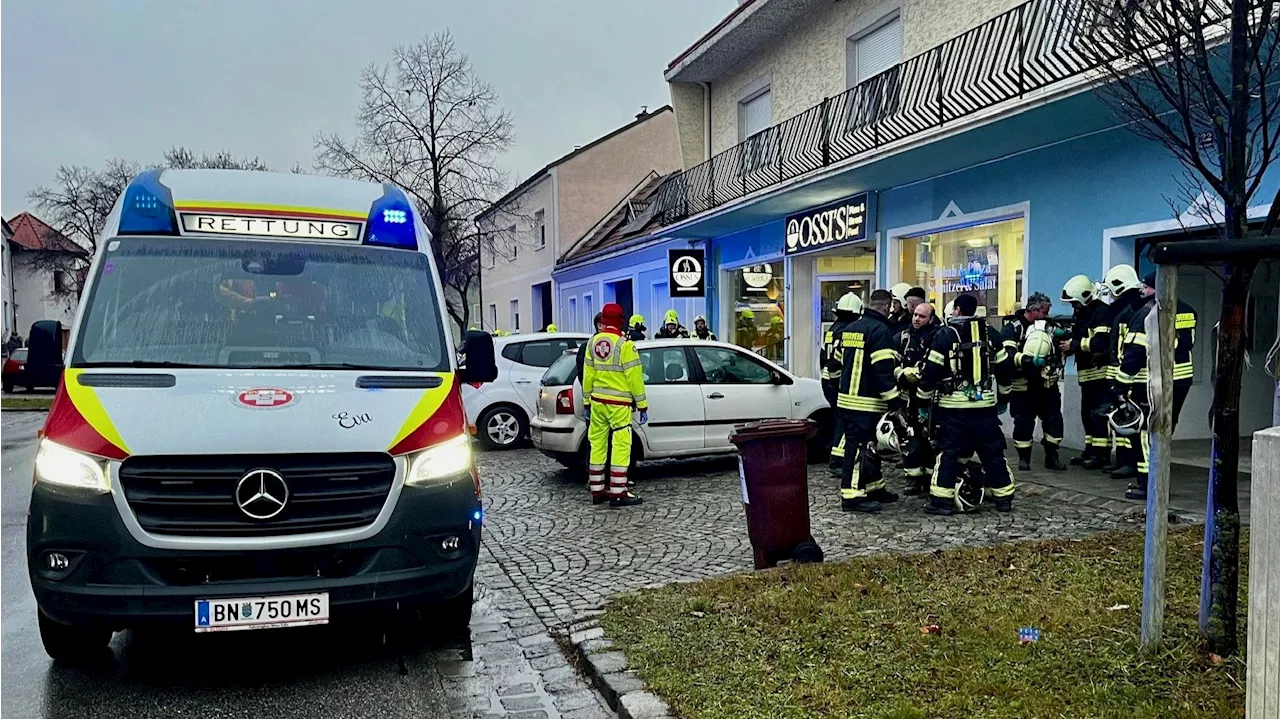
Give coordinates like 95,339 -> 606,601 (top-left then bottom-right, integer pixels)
514,379 -> 532,384
707,392 -> 724,399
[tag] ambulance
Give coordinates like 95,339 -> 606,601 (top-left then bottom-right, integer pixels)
26,169 -> 498,661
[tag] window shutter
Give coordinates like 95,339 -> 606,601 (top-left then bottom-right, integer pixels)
741,90 -> 772,139
855,16 -> 903,85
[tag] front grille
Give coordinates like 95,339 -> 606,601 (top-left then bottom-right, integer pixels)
142,549 -> 375,585
118,453 -> 396,537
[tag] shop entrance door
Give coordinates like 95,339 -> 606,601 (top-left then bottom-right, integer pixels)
814,274 -> 873,376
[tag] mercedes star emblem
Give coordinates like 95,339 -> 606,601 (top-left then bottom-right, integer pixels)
235,469 -> 289,520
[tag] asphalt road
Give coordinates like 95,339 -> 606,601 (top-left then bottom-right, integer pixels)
1,411 -> 453,719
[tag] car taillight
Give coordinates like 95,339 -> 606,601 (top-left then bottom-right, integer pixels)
556,389 -> 573,414
468,381 -> 483,389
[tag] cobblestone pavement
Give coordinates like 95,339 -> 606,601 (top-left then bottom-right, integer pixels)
478,448 -> 1144,629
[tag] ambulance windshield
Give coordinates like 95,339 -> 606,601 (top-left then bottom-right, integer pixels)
72,237 -> 449,371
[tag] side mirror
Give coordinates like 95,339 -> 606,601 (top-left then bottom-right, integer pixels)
771,369 -> 792,385
458,330 -> 498,384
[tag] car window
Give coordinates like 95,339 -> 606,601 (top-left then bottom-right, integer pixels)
542,350 -> 579,386
693,346 -> 773,384
500,343 -> 521,362
518,339 -> 584,368
11,349 -> 27,361
640,348 -> 693,385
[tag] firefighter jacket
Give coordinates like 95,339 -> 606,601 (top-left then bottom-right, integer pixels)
655,324 -> 689,339
895,320 -> 940,405
1000,311 -> 1060,392
820,314 -> 858,389
917,317 -> 1014,409
1068,301 -> 1111,384
693,329 -> 718,341
1115,298 -> 1197,394
1105,289 -> 1146,380
836,309 -> 901,414
582,331 -> 648,411
627,326 -> 647,341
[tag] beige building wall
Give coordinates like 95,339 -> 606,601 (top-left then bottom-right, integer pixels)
669,82 -> 708,168
555,110 -> 682,247
478,176 -> 555,334
696,0 -> 1021,158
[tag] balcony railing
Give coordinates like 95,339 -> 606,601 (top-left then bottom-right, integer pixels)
653,0 -> 1105,226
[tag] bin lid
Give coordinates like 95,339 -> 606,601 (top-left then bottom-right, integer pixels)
728,418 -> 817,446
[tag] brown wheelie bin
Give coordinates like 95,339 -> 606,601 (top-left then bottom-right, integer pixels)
729,419 -> 824,569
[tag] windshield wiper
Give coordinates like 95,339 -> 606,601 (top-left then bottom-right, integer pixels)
77,361 -> 213,369
263,363 -> 422,371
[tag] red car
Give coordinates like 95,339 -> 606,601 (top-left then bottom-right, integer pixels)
3,349 -> 37,393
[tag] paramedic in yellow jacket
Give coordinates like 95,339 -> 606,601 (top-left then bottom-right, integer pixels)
582,302 -> 648,507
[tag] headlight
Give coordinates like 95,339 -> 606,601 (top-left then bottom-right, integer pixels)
34,439 -> 109,493
406,434 -> 472,486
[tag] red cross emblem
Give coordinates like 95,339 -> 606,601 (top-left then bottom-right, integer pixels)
592,339 -> 613,360
236,388 -> 295,408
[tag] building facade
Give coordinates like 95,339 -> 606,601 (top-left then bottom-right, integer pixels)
2,219 -> 15,341
477,107 -> 682,334
6,213 -> 82,339
651,0 -> 1280,445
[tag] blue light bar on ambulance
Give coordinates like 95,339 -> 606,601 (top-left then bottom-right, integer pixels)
117,169 -> 179,235
362,185 -> 418,250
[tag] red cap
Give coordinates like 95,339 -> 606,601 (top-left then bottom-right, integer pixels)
602,303 -> 625,323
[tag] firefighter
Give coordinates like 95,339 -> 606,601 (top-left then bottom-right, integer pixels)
655,309 -> 690,339
1059,274 -> 1111,469
692,315 -> 717,341
1001,292 -> 1068,471
1115,272 -> 1197,500
627,314 -> 647,341
1101,264 -> 1147,478
545,323 -> 558,333
735,309 -> 758,349
821,292 -> 863,477
888,283 -> 913,328
764,315 -> 785,361
836,289 -> 902,513
895,300 -> 941,494
582,303 -> 647,507
916,293 -> 1016,515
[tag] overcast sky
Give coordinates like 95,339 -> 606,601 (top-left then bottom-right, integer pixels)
1,0 -> 730,218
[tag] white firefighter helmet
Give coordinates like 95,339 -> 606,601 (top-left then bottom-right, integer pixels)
1108,396 -> 1145,436
836,292 -> 863,314
955,461 -> 985,513
976,305 -> 988,318
1023,325 -> 1055,359
1103,264 -> 1141,295
943,299 -> 955,317
890,283 -> 912,304
875,412 -> 901,452
1061,274 -> 1096,306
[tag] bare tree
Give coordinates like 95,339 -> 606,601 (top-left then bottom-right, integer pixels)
315,30 -> 517,333
1072,0 -> 1280,655
27,148 -> 275,299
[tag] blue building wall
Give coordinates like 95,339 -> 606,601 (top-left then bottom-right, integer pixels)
552,239 -> 707,334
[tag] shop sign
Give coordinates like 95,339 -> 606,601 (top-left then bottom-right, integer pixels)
741,263 -> 774,292
668,248 -> 705,297
784,192 -> 871,256
938,261 -> 997,293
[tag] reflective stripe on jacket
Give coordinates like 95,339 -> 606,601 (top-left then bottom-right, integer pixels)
582,331 -> 648,410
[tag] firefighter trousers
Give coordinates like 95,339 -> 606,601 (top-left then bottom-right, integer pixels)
839,410 -> 882,500
930,406 -> 1015,502
587,403 -> 633,499
902,400 -> 934,481
824,383 -> 845,468
1010,387 -> 1064,451
1132,383 -> 1190,491
1079,379 -> 1110,458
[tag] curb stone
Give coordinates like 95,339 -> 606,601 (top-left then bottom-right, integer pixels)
569,617 -> 673,719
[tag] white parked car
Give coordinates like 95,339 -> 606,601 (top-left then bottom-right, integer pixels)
462,332 -> 590,449
530,339 -> 833,467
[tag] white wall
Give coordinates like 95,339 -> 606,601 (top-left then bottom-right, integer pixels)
10,255 -> 76,338
479,175 -> 557,334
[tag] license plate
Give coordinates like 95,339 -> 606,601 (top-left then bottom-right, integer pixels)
194,593 -> 329,633
530,427 -> 543,443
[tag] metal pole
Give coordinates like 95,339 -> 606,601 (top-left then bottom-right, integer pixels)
1140,263 -> 1178,651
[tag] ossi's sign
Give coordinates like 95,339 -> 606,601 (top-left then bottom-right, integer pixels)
784,192 -> 871,256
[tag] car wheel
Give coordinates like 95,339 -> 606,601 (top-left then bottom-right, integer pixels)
477,406 -> 526,450
434,582 -> 473,630
38,610 -> 112,663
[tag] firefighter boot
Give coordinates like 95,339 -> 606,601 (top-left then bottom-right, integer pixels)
867,488 -> 899,504
841,498 -> 882,513
1044,444 -> 1067,471
1016,446 -> 1032,471
610,493 -> 645,508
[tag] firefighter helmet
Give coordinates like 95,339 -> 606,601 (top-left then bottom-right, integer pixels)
836,292 -> 863,313
1023,326 -> 1055,359
1108,396 -> 1145,436
955,461 -> 985,513
890,283 -> 912,303
629,313 -> 645,326
875,410 -> 917,454
1104,264 -> 1141,295
1061,274 -> 1096,305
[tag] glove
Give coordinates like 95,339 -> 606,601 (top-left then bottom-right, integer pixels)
997,402 -> 1009,416
902,366 -> 921,384
917,407 -> 930,425
582,406 -> 591,423
639,410 -> 649,425
1031,356 -> 1047,368
1053,327 -> 1070,339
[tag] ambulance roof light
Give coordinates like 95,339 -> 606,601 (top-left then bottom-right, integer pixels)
363,185 -> 418,250
117,169 -> 179,235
